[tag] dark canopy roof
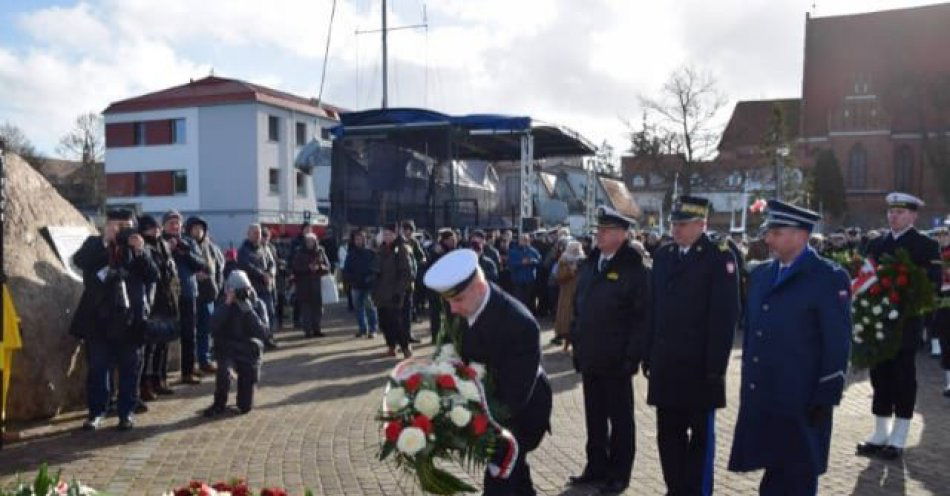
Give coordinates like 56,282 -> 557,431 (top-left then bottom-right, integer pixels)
331,108 -> 595,161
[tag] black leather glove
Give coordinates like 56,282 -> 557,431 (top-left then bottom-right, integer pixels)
807,405 -> 832,427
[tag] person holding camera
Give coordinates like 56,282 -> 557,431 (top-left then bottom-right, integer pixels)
162,210 -> 209,385
291,232 -> 330,338
70,209 -> 158,431
137,215 -> 180,400
203,270 -> 269,417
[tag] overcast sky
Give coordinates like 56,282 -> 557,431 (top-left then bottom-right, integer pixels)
0,0 -> 943,157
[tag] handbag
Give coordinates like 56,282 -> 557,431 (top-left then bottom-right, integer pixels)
320,274 -> 340,304
142,315 -> 180,343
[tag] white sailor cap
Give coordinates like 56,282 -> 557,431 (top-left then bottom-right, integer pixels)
886,192 -> 924,211
597,205 -> 636,229
423,248 -> 480,298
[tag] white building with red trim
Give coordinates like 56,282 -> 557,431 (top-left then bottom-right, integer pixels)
103,75 -> 340,246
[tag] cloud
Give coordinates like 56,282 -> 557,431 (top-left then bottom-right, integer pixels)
0,0 -> 940,157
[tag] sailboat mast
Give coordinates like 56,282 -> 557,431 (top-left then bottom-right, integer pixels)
381,0 -> 388,108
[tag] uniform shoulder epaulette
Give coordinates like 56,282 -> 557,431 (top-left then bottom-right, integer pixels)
718,239 -> 731,252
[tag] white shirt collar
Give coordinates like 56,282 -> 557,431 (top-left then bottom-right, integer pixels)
891,226 -> 913,240
599,251 -> 615,265
467,285 -> 492,327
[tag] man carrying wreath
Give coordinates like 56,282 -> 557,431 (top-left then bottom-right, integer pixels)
856,192 -> 941,460
424,248 -> 553,496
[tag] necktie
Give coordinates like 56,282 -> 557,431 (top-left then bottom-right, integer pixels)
599,258 -> 607,272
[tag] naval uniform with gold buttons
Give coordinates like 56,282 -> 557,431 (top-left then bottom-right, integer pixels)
727,245 -> 851,495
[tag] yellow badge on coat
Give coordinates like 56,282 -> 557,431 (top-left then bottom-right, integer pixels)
606,272 -> 619,281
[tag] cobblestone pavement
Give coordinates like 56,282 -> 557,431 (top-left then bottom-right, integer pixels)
2,303 -> 949,495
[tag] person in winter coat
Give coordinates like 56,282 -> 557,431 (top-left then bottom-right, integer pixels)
554,240 -> 584,349
292,233 -> 331,337
162,210 -> 209,385
237,223 -> 279,350
71,209 -> 158,431
373,224 -> 413,357
344,228 -> 380,337
508,234 -> 542,314
203,270 -> 269,417
185,216 -> 225,374
138,215 -> 180,400
568,207 -> 651,495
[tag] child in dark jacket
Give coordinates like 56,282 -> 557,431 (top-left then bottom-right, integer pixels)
203,270 -> 269,417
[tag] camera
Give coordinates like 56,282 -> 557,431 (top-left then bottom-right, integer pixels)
234,287 -> 251,300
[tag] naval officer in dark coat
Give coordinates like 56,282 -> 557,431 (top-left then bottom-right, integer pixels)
568,206 -> 652,495
728,200 -> 852,496
645,196 -> 740,496
424,248 -> 552,496
856,192 -> 941,460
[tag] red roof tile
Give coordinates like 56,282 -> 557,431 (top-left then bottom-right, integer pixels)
103,76 -> 344,119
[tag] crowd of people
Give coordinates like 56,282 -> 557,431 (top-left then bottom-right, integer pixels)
66,188 -> 950,495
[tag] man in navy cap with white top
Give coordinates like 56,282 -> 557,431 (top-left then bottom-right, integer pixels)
424,248 -> 552,496
855,192 -> 940,460
728,200 -> 851,495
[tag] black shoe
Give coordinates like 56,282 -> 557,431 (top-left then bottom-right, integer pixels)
879,445 -> 903,460
856,441 -> 886,457
943,388 -> 950,398
567,473 -> 605,486
598,480 -> 627,495
82,416 -> 105,431
117,416 -> 135,431
203,404 -> 226,418
409,337 -> 421,344
134,400 -> 149,414
264,338 -> 279,350
312,329 -> 325,337
550,337 -> 563,345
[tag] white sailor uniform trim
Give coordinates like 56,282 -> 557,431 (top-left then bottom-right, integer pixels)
819,370 -> 846,383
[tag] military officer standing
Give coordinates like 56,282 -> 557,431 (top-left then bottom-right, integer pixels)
646,196 -> 740,496
424,249 -> 552,496
856,192 -> 941,459
568,206 -> 652,495
728,200 -> 851,495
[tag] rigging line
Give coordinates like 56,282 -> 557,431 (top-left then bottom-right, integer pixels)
317,0 -> 338,105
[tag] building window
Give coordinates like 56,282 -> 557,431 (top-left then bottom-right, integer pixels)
631,175 -> 645,188
296,122 -> 307,146
320,127 -> 331,140
269,168 -> 280,194
172,119 -> 186,144
173,170 -> 187,194
894,145 -> 913,191
296,171 -> 307,197
134,122 -> 146,146
134,171 -> 148,196
268,115 -> 280,142
848,143 -> 867,190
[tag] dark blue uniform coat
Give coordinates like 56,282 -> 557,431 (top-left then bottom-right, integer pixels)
728,247 -> 851,475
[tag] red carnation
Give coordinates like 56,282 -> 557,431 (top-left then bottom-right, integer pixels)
174,490 -> 191,496
412,414 -> 434,434
436,374 -> 457,390
458,365 -> 478,380
385,421 -> 404,442
868,284 -> 881,296
472,413 -> 489,436
890,291 -> 900,304
232,485 -> 252,496
880,277 -> 892,289
212,482 -> 232,491
896,274 -> 909,287
261,488 -> 288,496
404,374 -> 423,393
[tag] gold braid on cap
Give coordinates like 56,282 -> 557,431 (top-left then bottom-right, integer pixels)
439,269 -> 478,298
679,204 -> 708,216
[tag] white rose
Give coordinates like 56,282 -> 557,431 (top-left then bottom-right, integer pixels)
470,363 -> 487,380
414,390 -> 442,418
861,299 -> 869,307
863,316 -> 871,325
438,344 -> 460,359
449,405 -> 472,427
875,331 -> 885,340
854,324 -> 864,333
457,380 -> 481,402
872,306 -> 882,315
385,387 -> 409,411
882,297 -> 890,305
854,336 -> 863,344
888,310 -> 899,320
396,427 -> 427,455
875,322 -> 883,330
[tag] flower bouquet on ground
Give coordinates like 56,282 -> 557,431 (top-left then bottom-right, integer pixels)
0,464 -> 99,496
164,479 -> 312,496
377,314 -> 517,495
850,248 -> 935,369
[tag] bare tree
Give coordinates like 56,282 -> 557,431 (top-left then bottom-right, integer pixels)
637,65 -> 727,193
57,112 -> 104,165
0,121 -> 42,164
